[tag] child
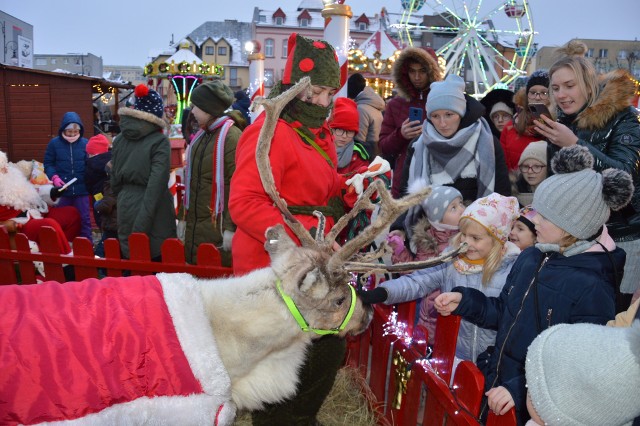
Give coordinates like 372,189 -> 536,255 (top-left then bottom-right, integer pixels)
360,192 -> 521,363
435,145 -> 633,424
44,112 -> 91,240
514,141 -> 548,207
386,185 -> 465,342
84,134 -> 117,255
508,206 -> 537,251
328,97 -> 370,175
525,321 -> 640,426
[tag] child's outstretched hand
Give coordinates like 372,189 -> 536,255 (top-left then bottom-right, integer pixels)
434,292 -> 462,316
486,386 -> 515,416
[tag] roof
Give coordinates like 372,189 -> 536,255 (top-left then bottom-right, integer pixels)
185,20 -> 253,64
166,46 -> 202,64
0,63 -> 134,91
358,29 -> 401,58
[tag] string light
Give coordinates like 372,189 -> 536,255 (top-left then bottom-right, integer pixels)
93,83 -> 116,105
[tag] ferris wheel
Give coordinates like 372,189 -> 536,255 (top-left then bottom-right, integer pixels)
399,0 -> 536,97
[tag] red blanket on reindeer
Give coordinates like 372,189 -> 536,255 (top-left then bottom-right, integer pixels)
0,274 -> 235,425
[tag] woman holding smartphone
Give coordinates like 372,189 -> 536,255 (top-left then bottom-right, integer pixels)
534,51 -> 640,312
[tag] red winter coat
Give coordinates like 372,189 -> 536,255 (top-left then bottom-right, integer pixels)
499,120 -> 541,171
0,274 -> 233,425
229,114 -> 347,275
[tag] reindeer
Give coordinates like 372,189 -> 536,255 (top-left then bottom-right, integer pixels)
0,78 -> 464,426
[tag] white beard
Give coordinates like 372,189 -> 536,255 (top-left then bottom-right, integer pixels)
0,165 -> 47,212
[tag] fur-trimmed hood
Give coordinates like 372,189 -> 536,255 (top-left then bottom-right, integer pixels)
572,68 -> 638,131
391,47 -> 442,100
119,107 -> 168,131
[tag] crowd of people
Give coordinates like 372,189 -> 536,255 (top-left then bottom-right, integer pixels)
1,34 -> 639,425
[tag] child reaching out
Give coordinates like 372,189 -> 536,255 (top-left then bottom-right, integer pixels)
508,206 -> 537,251
360,192 -> 521,363
434,145 -> 633,424
386,185 -> 465,342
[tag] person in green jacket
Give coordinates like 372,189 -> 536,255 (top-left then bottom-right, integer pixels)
182,80 -> 244,267
111,84 -> 176,260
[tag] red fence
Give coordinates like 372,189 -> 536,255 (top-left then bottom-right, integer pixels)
345,299 -> 517,426
0,226 -> 232,285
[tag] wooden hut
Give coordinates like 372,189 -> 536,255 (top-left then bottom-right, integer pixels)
0,64 -> 133,162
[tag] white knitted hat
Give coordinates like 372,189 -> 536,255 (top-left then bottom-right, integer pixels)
525,321 -> 640,426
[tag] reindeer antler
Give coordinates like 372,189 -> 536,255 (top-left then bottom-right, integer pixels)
254,77 -> 317,248
327,181 -> 433,272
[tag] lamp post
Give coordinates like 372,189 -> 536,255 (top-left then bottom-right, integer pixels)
4,40 -> 18,66
245,40 -> 265,121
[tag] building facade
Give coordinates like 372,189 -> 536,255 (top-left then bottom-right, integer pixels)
0,11 -> 33,67
33,52 -> 103,77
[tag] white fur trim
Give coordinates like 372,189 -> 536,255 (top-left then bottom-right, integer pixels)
0,165 -> 47,212
119,107 -> 168,129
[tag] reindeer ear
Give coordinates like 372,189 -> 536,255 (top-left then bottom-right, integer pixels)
264,225 -> 297,256
299,268 -> 330,299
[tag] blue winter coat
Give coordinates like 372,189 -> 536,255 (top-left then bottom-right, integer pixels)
381,242 -> 520,362
453,245 -> 623,424
44,112 -> 89,196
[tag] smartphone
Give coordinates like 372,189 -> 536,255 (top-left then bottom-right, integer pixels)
409,107 -> 423,123
528,103 -> 551,120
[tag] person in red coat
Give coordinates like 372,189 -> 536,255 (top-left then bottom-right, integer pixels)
229,32 -> 353,426
328,97 -> 370,175
379,47 -> 442,197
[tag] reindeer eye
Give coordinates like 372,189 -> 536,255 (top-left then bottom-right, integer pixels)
336,297 -> 346,306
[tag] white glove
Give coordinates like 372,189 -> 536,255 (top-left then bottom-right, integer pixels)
345,156 -> 391,196
223,230 -> 234,251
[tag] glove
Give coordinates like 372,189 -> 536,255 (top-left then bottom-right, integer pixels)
222,230 -> 234,251
49,186 -> 63,201
345,156 -> 391,196
386,234 -> 406,257
357,287 -> 388,305
51,175 -> 65,187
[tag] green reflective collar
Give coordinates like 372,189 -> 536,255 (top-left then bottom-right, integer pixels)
275,278 -> 357,336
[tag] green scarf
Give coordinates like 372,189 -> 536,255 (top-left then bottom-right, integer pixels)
268,81 -> 332,142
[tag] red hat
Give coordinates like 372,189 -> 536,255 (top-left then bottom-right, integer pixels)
86,134 -> 110,155
329,98 -> 359,132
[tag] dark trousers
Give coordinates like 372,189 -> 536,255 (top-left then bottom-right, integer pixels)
251,335 -> 346,426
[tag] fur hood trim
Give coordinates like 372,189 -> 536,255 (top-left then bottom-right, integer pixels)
119,107 -> 168,130
392,47 -> 442,100
575,68 -> 637,131
410,216 -> 439,253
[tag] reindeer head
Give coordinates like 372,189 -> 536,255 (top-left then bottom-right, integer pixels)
265,225 -> 371,336
253,77 -> 467,335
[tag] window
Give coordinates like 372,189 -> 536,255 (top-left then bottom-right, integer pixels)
264,69 -> 274,87
259,15 -> 266,22
218,46 -> 227,56
275,16 -> 284,25
599,48 -> 608,58
300,18 -> 309,27
230,68 -> 239,87
265,38 -> 275,57
586,48 -> 594,58
358,22 -> 368,31
205,46 -> 214,55
63,58 -> 69,64
36,58 -> 47,66
282,39 -> 288,58
51,58 -> 56,64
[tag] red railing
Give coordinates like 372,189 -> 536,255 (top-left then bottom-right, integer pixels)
346,297 -> 517,426
0,226 -> 232,285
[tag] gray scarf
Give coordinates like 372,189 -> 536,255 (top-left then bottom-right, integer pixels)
404,117 -> 496,237
336,141 -> 354,169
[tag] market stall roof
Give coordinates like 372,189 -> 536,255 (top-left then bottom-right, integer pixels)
358,28 -> 401,58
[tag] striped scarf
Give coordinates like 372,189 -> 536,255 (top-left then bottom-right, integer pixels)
183,116 -> 233,221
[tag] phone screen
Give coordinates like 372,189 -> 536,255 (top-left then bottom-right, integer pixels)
409,107 -> 423,123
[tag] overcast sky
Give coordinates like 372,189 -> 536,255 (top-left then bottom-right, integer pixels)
1,0 -> 638,66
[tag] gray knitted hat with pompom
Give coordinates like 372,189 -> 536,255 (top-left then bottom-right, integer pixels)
532,145 -> 633,239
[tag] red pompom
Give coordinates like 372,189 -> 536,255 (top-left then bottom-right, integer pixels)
312,41 -> 326,49
299,58 -> 315,73
134,84 -> 149,97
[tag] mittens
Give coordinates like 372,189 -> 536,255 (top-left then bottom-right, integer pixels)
51,175 -> 65,187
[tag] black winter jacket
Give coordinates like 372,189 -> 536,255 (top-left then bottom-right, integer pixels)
452,245 -> 623,424
549,69 -> 640,241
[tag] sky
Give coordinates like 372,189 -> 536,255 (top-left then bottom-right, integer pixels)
1,0 -> 638,67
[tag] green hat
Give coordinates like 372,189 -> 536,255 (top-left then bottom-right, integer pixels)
190,80 -> 234,117
282,32 -> 341,89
